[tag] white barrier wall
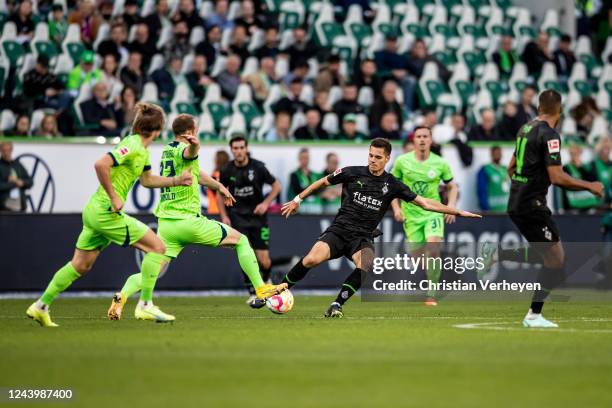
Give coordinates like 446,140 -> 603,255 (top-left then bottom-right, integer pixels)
11,141 -> 574,213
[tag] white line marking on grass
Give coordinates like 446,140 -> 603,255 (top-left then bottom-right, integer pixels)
454,319 -> 612,333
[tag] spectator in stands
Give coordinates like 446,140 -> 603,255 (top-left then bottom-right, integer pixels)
23,55 -> 69,111
450,113 -> 468,142
144,0 -> 170,38
288,148 -> 322,214
477,145 -> 510,212
402,135 -> 415,153
207,150 -> 230,215
128,23 -> 158,68
332,82 -> 364,123
115,86 -> 138,130
282,25 -> 318,70
554,34 -> 576,81
556,141 -> 598,212
164,20 -> 192,61
80,82 -> 120,136
99,0 -> 114,23
68,0 -> 102,47
120,51 -> 146,95
254,26 -> 280,60
243,56 -> 277,105
371,111 -> 401,140
375,33 -> 417,112
12,115 -> 30,137
468,109 -> 498,141
282,59 -> 309,87
186,54 -> 212,107
48,3 -> 67,46
314,54 -> 345,93
35,114 -> 62,138
216,54 -> 241,100
294,108 -> 330,140
67,50 -> 103,97
152,55 -> 186,108
229,24 -> 250,66
173,0 -> 204,34
498,101 -> 523,140
369,80 -> 402,133
406,38 -> 451,82
516,85 -> 538,124
265,111 -> 291,141
335,113 -> 366,141
10,0 -> 34,44
206,0 -> 233,30
492,34 -> 519,79
352,58 -> 382,99
320,152 -> 342,213
97,22 -> 128,64
122,0 -> 141,31
312,90 -> 331,117
521,31 -> 553,76
195,25 -> 222,69
274,77 -> 307,115
0,141 -> 32,212
101,54 -> 120,94
235,0 -> 265,35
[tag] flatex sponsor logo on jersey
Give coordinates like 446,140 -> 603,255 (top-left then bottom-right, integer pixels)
352,191 -> 383,211
234,186 -> 254,197
16,153 -> 56,213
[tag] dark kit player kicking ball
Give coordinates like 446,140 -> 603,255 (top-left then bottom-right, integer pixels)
219,135 -> 282,308
280,138 -> 481,317
481,90 -> 604,328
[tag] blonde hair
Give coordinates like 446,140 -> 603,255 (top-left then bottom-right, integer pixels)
132,102 -> 165,136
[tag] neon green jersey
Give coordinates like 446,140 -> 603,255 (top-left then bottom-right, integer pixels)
154,141 -> 201,219
88,134 -> 151,208
391,151 -> 453,222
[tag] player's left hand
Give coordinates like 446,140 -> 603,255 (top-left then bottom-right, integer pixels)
253,202 -> 269,215
281,201 -> 299,218
458,210 -> 482,219
184,133 -> 200,147
444,214 -> 456,224
176,170 -> 193,186
218,185 -> 236,207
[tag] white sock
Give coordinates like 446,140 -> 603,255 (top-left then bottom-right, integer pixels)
138,300 -> 154,308
35,299 -> 47,310
526,309 -> 540,319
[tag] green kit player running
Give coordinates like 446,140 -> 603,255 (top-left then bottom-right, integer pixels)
107,114 -> 287,320
391,126 -> 459,306
27,103 -> 192,327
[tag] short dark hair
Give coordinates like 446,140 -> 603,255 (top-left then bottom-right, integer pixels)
327,54 -> 341,64
491,145 -> 501,152
538,89 -> 562,115
370,138 -> 392,155
229,135 -> 248,148
413,126 -> 433,136
560,34 -> 571,43
172,114 -> 196,136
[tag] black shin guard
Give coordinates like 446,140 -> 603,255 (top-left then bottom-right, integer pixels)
334,268 -> 364,305
282,258 -> 311,288
530,265 -> 565,313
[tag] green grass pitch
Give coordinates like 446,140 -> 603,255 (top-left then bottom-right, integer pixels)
1,296 -> 611,407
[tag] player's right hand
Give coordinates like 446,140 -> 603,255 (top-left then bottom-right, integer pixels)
184,133 -> 200,147
589,181 -> 605,198
177,170 -> 193,186
458,210 -> 482,219
111,196 -> 124,212
281,201 -> 299,218
393,210 -> 405,223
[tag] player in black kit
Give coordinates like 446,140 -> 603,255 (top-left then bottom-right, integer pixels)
280,138 -> 481,317
219,135 -> 282,308
480,90 -> 603,328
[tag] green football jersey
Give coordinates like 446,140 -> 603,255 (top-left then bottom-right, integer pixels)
88,134 -> 151,208
391,151 -> 453,222
154,141 -> 201,219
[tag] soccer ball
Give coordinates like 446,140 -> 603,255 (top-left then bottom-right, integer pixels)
266,290 -> 294,314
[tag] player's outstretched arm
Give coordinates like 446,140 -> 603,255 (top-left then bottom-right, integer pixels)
94,153 -> 123,212
547,165 -> 604,196
140,170 -> 193,188
199,170 -> 236,207
412,196 -> 481,219
281,176 -> 331,218
182,133 -> 200,159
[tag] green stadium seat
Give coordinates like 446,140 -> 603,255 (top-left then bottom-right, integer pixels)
198,131 -> 221,140
34,41 -> 58,59
315,22 -> 344,47
485,81 -> 509,107
454,80 -> 474,107
573,80 -> 593,97
419,79 -> 447,108
406,23 -> 429,38
579,54 -> 599,75
348,22 -> 372,47
237,102 -> 261,129
205,102 -> 230,132
2,40 -> 24,66
64,42 -> 85,65
460,50 -> 486,75
174,102 -> 198,116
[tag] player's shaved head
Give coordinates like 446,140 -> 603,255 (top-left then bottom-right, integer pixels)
538,90 -> 562,116
172,114 -> 196,136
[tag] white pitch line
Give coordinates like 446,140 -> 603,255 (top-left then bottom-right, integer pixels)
454,319 -> 612,333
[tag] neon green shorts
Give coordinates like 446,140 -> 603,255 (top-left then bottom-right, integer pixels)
157,216 -> 229,258
403,214 -> 444,244
76,203 -> 149,251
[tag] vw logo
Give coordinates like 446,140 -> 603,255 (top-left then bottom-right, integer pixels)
15,153 -> 56,213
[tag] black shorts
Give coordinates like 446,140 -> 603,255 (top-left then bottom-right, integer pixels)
233,223 -> 270,250
317,227 -> 374,260
509,208 -> 561,243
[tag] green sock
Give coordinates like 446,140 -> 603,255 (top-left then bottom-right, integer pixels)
426,263 -> 441,298
120,273 -> 142,299
40,262 -> 81,305
236,235 -> 264,288
139,253 -> 170,302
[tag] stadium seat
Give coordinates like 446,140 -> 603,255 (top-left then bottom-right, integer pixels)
601,37 -> 612,68
256,112 -> 275,140
199,1 -> 214,19
227,0 -> 241,20
0,57 -> 8,97
203,99 -> 230,132
275,57 -> 289,79
429,6 -> 453,38
399,4 -> 420,38
326,86 -> 342,107
263,83 -> 282,113
180,53 -> 195,74
470,88 -> 493,124
0,22 -> 23,67
575,35 -> 598,75
513,8 -> 535,39
197,111 -> 219,140
568,62 -> 592,98
140,0 -> 155,17
418,61 -> 448,108
232,84 -> 261,131
289,110 -> 306,136
241,56 -> 259,77
210,54 -> 227,78
156,26 -> 173,50
279,1 -> 305,31
225,111 -> 247,137
540,9 -> 561,38
355,113 -> 369,134
344,5 -> 371,47
357,86 -> 374,109
32,22 -> 58,60
29,109 -> 46,135
538,62 -> 564,94
485,6 -> 506,37
0,108 -> 15,133
141,82 -> 159,104
449,62 -> 473,109
300,83 -> 314,105
247,28 -> 265,52
189,26 -> 205,47
508,61 -> 529,94
62,24 -> 84,65
279,29 -> 294,50
332,35 -> 357,63
53,53 -> 74,86
372,4 -> 395,36
112,0 -> 126,17
322,112 -> 339,135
